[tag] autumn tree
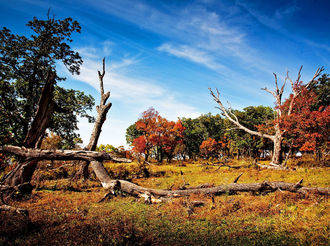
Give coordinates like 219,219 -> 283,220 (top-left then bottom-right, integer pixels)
130,108 -> 185,163
210,66 -> 324,167
131,108 -> 159,162
281,81 -> 329,163
200,138 -> 221,159
160,119 -> 185,162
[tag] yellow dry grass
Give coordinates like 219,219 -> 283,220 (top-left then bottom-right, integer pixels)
1,160 -> 329,245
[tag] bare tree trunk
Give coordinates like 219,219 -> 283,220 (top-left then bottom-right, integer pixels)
100,178 -> 329,200
75,58 -> 112,180
0,145 -> 130,162
90,161 -> 113,188
271,127 -> 283,165
2,146 -> 329,199
3,71 -> 56,187
2,160 -> 38,187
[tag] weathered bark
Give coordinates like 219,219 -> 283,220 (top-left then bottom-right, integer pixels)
101,178 -> 329,201
0,145 -> 131,163
90,161 -> 113,188
87,58 -> 112,151
2,160 -> 38,187
3,72 -> 56,187
271,128 -> 283,165
23,71 -> 56,148
75,58 -> 112,180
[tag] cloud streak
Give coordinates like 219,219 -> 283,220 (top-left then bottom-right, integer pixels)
69,43 -> 201,146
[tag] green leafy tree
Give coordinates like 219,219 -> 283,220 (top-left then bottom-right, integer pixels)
310,73 -> 329,111
126,123 -> 143,145
180,114 -> 225,159
0,14 -> 95,187
180,117 -> 205,159
225,106 -> 274,159
0,15 -> 94,147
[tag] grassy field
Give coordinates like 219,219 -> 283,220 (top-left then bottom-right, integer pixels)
1,160 -> 329,245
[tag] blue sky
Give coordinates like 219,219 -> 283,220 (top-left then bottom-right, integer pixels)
1,0 -> 329,147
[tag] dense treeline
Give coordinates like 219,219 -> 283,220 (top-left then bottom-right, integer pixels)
126,106 -> 274,162
126,76 -> 329,163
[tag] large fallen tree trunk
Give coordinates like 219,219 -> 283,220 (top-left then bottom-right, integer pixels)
103,178 -> 330,201
0,145 -> 131,163
87,160 -> 329,200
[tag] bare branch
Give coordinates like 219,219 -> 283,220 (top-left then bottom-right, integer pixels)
305,66 -> 324,89
233,173 -> 243,183
209,88 -> 274,140
98,58 -> 106,96
280,71 -> 289,95
273,73 -> 279,93
296,65 -> 303,84
261,87 -> 276,98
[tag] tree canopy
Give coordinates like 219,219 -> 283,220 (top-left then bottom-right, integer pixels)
0,15 -> 94,147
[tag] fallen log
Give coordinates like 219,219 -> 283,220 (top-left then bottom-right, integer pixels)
102,179 -> 330,201
0,145 -> 131,163
256,163 -> 289,170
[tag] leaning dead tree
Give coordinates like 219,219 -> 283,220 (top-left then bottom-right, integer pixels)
1,58 -> 114,188
1,71 -> 57,186
75,58 -> 112,180
210,66 -> 324,167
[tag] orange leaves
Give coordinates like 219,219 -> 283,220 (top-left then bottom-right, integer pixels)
41,132 -> 63,150
280,86 -> 329,152
200,138 -> 222,159
131,108 -> 185,162
132,135 -> 147,154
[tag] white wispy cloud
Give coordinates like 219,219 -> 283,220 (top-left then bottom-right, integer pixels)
158,44 -> 228,72
70,43 -> 201,147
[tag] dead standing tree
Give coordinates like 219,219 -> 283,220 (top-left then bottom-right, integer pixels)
209,66 -> 324,168
75,58 -> 112,180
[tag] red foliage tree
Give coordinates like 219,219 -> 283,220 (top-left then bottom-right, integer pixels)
200,138 -> 221,159
280,85 -> 329,161
131,108 -> 185,163
160,119 -> 185,162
